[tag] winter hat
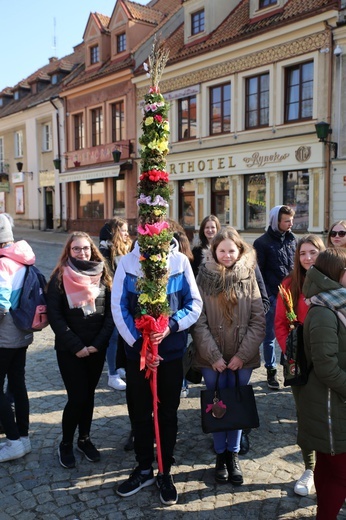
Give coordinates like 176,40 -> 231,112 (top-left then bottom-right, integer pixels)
0,213 -> 14,243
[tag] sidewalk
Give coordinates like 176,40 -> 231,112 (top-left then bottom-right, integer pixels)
1,326 -> 336,520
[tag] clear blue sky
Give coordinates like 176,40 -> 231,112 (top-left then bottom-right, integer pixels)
0,0 -> 149,92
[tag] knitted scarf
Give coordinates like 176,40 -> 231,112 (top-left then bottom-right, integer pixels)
197,249 -> 256,301
310,287 -> 346,328
62,257 -> 104,316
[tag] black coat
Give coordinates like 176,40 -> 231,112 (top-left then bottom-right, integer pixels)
46,273 -> 114,354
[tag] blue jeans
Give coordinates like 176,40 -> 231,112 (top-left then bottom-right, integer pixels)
201,367 -> 253,454
106,327 -> 119,376
262,295 -> 277,370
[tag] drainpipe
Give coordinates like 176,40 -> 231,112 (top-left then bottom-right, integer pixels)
325,26 -> 334,232
50,97 -> 63,229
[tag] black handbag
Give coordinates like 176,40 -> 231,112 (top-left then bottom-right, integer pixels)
200,371 -> 259,434
283,323 -> 310,387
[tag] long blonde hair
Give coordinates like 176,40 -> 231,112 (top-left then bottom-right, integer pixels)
108,218 -> 132,266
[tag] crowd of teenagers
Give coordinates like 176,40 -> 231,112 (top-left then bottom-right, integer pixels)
0,212 -> 345,517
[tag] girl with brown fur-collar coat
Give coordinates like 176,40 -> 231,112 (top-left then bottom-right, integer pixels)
191,228 -> 266,486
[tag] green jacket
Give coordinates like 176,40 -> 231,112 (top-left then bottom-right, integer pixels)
297,266 -> 346,454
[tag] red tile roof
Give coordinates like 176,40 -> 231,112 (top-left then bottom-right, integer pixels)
123,0 -> 164,24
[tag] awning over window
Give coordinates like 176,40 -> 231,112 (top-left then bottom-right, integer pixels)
59,165 -> 120,183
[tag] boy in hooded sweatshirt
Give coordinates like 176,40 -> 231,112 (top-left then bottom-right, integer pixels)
253,205 -> 296,389
0,213 -> 35,462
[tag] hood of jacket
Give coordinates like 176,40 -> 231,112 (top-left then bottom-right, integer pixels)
303,265 -> 342,300
0,240 -> 35,266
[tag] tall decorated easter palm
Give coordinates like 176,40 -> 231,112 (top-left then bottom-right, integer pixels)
134,38 -> 172,474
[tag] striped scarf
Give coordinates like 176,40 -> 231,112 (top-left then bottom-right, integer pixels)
62,258 -> 104,316
310,287 -> 346,328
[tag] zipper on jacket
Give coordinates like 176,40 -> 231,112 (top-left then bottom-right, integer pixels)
327,388 -> 335,456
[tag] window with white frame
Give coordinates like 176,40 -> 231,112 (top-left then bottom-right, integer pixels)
209,83 -> 231,135
91,108 -> 103,146
285,61 -> 313,122
74,113 -> 84,150
14,131 -> 23,158
191,9 -> 205,35
0,137 -> 4,171
42,123 -> 52,152
245,73 -> 269,129
117,33 -> 126,53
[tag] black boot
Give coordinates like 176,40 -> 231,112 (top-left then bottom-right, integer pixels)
123,429 -> 134,451
239,431 -> 250,456
267,368 -> 280,390
227,452 -> 243,486
215,451 -> 228,483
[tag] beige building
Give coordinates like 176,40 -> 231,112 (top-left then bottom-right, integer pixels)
134,0 -> 343,240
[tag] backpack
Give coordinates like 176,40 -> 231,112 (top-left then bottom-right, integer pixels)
283,323 -> 309,386
10,265 -> 49,332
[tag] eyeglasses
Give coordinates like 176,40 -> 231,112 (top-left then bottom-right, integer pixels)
71,246 -> 91,253
330,230 -> 346,238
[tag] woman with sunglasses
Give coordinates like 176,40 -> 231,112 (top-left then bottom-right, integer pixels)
327,220 -> 346,248
46,232 -> 114,469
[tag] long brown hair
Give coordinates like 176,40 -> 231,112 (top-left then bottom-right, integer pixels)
50,231 -> 112,289
210,227 -> 253,322
314,247 -> 346,282
108,217 -> 132,266
198,215 -> 221,248
286,234 -> 325,311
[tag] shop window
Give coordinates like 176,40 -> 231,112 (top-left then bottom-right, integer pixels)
211,177 -> 230,225
113,178 -> 126,218
91,108 -> 103,147
244,174 -> 266,229
285,61 -> 313,122
178,96 -> 197,140
210,83 -> 231,135
179,180 -> 195,230
245,73 -> 269,129
111,101 -> 124,143
74,113 -> 84,150
191,9 -> 205,35
77,179 -> 105,219
283,170 -> 309,231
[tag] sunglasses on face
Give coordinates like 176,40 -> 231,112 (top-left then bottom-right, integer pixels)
330,230 -> 346,238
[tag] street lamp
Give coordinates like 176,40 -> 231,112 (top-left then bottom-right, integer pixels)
315,121 -> 338,159
16,161 -> 34,180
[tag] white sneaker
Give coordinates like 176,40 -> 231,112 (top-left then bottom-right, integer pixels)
0,439 -> 26,462
117,368 -> 126,379
20,437 -> 32,454
180,387 -> 189,398
294,469 -> 314,496
108,374 -> 126,391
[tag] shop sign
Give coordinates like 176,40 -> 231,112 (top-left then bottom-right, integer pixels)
0,181 -> 10,193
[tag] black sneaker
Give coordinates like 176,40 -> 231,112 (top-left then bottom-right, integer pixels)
58,441 -> 75,469
117,467 -> 155,497
156,473 -> 178,506
77,438 -> 100,462
239,431 -> 250,456
267,368 -> 280,390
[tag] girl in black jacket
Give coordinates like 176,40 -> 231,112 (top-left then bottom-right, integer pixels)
46,232 -> 114,469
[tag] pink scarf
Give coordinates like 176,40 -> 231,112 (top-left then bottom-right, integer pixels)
62,265 -> 102,316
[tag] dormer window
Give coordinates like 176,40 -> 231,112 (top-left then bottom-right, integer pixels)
51,74 -> 59,85
0,98 -> 3,107
14,91 -> 19,101
90,45 -> 99,65
191,9 -> 205,36
259,0 -> 277,7
117,33 -> 126,53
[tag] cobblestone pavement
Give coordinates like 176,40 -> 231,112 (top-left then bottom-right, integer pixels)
0,227 -> 344,520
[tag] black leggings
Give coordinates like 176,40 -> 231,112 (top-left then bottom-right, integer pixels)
57,349 -> 105,443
